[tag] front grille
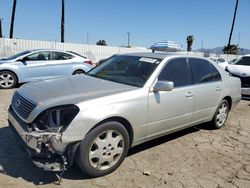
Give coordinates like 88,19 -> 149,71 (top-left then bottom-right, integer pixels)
240,77 -> 250,88
230,73 -> 250,88
11,91 -> 37,119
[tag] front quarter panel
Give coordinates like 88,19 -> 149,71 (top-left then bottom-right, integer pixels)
61,88 -> 149,144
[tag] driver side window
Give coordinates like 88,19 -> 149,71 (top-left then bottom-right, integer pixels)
158,58 -> 192,88
25,51 -> 52,61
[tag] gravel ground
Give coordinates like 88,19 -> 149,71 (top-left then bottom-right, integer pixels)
0,89 -> 250,188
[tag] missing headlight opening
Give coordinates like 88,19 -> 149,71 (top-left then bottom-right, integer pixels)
21,105 -> 79,171
33,105 -> 79,131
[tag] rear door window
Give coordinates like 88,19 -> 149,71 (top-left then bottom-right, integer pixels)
188,58 -> 221,84
53,52 -> 73,60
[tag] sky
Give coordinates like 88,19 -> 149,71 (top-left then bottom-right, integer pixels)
0,0 -> 249,50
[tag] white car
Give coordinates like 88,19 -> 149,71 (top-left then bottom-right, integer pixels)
226,54 -> 250,99
0,49 -> 93,89
209,57 -> 228,70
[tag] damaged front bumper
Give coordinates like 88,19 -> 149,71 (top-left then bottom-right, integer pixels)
8,108 -> 77,171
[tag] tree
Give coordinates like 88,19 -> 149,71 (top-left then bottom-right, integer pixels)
96,40 -> 107,46
223,44 -> 239,54
226,0 -> 239,54
186,35 -> 194,51
9,0 -> 17,38
61,0 -> 65,42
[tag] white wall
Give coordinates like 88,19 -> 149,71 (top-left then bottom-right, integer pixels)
0,38 -> 241,63
0,38 -> 151,63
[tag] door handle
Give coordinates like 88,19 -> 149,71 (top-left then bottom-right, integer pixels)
185,92 -> 194,98
216,87 -> 221,92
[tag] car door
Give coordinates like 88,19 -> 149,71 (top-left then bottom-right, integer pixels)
148,58 -> 194,138
19,51 -> 53,82
188,58 -> 223,124
52,51 -> 75,77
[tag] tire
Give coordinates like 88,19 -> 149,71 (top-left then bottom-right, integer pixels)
76,121 -> 130,177
211,100 -> 230,129
73,70 -> 85,75
0,71 -> 17,89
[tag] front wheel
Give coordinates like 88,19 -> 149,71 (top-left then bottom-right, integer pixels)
211,100 -> 230,129
0,71 -> 17,89
76,121 -> 130,177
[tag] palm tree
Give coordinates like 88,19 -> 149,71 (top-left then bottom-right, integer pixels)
226,0 -> 239,54
9,0 -> 17,38
223,44 -> 239,54
61,0 -> 65,42
186,35 -> 194,51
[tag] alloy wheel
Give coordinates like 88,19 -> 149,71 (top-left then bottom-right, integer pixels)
215,102 -> 228,127
89,130 -> 124,171
0,73 -> 15,88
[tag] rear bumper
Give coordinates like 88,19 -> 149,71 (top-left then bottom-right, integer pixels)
8,107 -> 70,171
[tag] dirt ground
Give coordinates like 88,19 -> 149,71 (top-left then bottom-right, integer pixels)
0,89 -> 250,188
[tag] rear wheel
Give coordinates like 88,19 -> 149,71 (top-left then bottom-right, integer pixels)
211,100 -> 229,129
76,121 -> 130,177
0,71 -> 17,89
73,70 -> 85,75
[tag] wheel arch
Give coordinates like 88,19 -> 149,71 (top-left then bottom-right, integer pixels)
89,116 -> 134,147
72,69 -> 86,75
222,96 -> 232,110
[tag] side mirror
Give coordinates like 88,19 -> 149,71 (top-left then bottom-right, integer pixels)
153,80 -> 174,92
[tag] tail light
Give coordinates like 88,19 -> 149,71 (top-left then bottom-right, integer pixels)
84,60 -> 92,65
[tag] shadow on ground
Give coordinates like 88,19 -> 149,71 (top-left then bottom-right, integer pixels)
0,123 -> 210,185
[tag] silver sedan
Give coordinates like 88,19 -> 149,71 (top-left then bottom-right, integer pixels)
0,49 -> 93,89
8,53 -> 241,177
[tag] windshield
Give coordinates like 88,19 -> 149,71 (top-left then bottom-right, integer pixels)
88,55 -> 161,87
1,50 -> 32,60
233,57 -> 250,66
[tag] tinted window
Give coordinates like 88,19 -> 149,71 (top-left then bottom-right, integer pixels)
25,51 -> 52,61
158,58 -> 192,87
189,58 -> 221,84
53,52 -> 73,60
234,57 -> 250,66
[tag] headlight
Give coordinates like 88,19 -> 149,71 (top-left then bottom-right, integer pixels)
32,105 -> 79,131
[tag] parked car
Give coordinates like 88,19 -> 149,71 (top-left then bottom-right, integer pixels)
225,54 -> 250,99
209,57 -> 228,69
8,53 -> 241,177
0,49 -> 93,89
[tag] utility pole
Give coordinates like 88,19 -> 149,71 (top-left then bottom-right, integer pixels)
61,0 -> 65,43
127,32 -> 130,47
87,32 -> 89,44
0,18 -> 3,38
201,41 -> 203,52
227,0 -> 239,54
10,0 -> 17,38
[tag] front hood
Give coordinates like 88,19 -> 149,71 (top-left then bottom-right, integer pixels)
227,65 -> 250,77
17,75 -> 137,107
0,60 -> 11,64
